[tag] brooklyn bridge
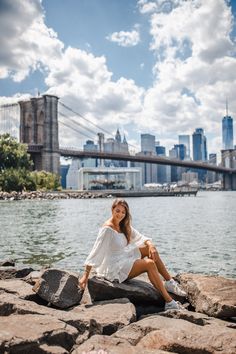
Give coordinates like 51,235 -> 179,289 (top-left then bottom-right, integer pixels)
0,94 -> 236,190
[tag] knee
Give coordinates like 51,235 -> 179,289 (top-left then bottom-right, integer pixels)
144,258 -> 156,270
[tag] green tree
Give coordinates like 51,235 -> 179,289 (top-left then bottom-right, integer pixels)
0,133 -> 32,171
0,134 -> 61,192
31,171 -> 61,191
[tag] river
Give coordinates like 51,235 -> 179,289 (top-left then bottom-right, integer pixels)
0,191 -> 235,278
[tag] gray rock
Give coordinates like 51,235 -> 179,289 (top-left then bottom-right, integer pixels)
88,276 -> 164,306
33,268 -> 84,309
0,266 -> 34,280
0,314 -> 78,353
0,259 -> 15,267
176,273 -> 236,318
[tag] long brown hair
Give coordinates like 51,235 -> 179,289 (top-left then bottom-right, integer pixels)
112,199 -> 132,243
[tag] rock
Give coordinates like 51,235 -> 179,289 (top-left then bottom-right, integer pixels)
38,344 -> 69,353
33,268 -> 84,309
0,291 -> 135,341
71,298 -> 136,335
112,312 -> 236,353
24,270 -> 44,285
0,279 -> 35,299
176,273 -> 236,318
0,266 -> 34,280
0,314 -> 78,353
0,259 -> 15,267
72,334 -> 174,354
88,276 -> 164,306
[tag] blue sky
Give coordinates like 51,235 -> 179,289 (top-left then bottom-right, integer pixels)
0,0 -> 236,158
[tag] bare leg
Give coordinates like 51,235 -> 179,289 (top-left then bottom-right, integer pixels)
127,258 -> 172,302
140,245 -> 171,281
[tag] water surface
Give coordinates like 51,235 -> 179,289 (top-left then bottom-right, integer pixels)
0,191 -> 235,278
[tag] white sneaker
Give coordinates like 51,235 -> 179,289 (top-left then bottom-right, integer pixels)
164,299 -> 186,311
165,279 -> 187,297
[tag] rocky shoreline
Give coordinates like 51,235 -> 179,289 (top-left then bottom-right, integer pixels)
0,260 -> 235,353
0,191 -> 111,201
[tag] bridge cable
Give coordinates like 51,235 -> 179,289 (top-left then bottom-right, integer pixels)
58,111 -> 98,137
59,101 -> 138,151
59,120 -> 94,141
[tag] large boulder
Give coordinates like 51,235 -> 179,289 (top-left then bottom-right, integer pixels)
0,278 -> 35,299
33,268 -> 83,309
72,334 -> 174,354
176,273 -> 236,318
71,298 -> 136,335
112,312 -> 236,353
0,314 -> 78,353
88,276 -> 164,306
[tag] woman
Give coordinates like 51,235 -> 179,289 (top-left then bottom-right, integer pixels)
79,198 -> 186,310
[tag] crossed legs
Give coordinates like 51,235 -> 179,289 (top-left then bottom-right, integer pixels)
127,245 -> 173,302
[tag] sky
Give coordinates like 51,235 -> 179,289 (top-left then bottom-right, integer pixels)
0,0 -> 236,159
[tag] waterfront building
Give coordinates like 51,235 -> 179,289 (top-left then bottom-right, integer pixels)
169,147 -> 178,182
156,145 -> 167,184
77,167 -> 142,190
60,164 -> 70,189
222,115 -> 234,150
66,159 -> 81,190
83,139 -> 98,168
178,135 -> 190,159
182,172 -> 198,184
207,153 -> 218,184
135,134 -> 157,185
169,144 -> 186,182
103,129 -> 129,167
192,128 -> 208,182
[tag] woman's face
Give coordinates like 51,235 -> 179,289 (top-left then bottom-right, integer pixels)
112,204 -> 126,223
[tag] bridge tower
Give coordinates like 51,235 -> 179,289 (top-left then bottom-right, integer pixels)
221,149 -> 236,190
19,95 -> 60,174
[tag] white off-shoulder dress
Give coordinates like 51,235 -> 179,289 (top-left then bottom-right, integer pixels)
84,226 -> 152,283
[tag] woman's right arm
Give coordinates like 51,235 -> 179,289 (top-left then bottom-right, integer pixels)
79,265 -> 92,290
79,227 -> 112,289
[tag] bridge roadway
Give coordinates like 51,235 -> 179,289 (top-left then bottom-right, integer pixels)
58,148 -> 235,174
27,145 -> 235,173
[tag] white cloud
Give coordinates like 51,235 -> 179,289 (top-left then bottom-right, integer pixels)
0,0 -> 63,82
135,0 -> 236,155
0,0 -> 235,157
138,0 -> 157,14
106,28 -> 140,47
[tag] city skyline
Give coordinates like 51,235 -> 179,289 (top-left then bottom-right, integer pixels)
0,0 -> 236,158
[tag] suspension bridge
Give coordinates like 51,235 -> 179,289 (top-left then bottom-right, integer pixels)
0,94 -> 236,190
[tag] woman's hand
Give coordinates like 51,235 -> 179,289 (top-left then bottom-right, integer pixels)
79,273 -> 88,290
148,245 -> 158,262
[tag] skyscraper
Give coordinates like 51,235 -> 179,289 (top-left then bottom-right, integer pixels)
222,103 -> 234,150
192,128 -> 207,161
141,133 -> 155,153
178,135 -> 190,159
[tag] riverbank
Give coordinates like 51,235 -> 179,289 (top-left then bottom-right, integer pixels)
0,260 -> 235,353
0,189 -> 197,200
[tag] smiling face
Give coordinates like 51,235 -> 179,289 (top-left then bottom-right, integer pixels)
112,204 -> 127,224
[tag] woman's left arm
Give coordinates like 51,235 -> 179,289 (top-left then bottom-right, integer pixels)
144,240 -> 158,262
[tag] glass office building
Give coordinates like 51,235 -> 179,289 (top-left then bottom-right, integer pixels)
222,115 -> 233,150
